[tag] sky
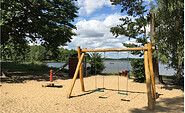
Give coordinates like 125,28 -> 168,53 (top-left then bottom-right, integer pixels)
62,0 -> 152,58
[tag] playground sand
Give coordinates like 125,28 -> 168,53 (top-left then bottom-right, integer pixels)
1,75 -> 184,113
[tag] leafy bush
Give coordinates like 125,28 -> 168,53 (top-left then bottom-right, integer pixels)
131,59 -> 145,83
89,53 -> 105,74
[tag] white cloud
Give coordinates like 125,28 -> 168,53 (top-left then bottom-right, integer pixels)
67,13 -> 128,51
146,25 -> 150,36
90,14 -> 109,21
103,13 -> 124,27
125,39 -> 143,46
75,19 -> 106,37
77,0 -> 113,16
64,13 -> 144,58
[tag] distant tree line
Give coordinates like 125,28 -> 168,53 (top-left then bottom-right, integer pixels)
104,58 -> 136,61
1,45 -> 77,63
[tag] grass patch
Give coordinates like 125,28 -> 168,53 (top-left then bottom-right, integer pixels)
1,62 -> 68,73
162,75 -> 176,79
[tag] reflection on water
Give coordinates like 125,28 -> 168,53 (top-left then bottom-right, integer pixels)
45,60 -> 176,76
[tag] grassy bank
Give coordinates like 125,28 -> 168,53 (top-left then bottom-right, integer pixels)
162,75 -> 176,79
1,62 -> 68,73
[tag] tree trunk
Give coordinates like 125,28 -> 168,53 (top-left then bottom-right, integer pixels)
175,43 -> 183,84
175,58 -> 183,83
150,13 -> 162,84
174,14 -> 183,84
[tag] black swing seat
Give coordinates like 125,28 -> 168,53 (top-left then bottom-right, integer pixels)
121,99 -> 130,101
99,96 -> 107,99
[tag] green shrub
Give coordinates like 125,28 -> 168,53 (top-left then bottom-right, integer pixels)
131,59 -> 145,83
89,53 -> 105,74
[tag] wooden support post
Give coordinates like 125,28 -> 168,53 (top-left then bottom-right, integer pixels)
77,46 -> 85,92
147,43 -> 156,99
83,48 -> 87,77
84,55 -> 87,77
67,52 -> 85,98
144,44 -> 155,110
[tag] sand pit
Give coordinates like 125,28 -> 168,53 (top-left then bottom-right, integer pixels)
1,75 -> 184,113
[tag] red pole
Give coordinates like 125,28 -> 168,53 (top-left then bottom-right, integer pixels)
50,69 -> 53,82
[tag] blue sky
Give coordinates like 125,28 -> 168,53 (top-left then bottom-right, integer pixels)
65,0 -> 151,58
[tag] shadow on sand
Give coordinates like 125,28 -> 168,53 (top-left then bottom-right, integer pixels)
70,90 -> 96,98
129,96 -> 184,113
70,88 -> 149,99
0,71 -> 71,83
160,83 -> 184,92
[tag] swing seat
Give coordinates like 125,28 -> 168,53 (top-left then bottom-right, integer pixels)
95,89 -> 104,92
118,92 -> 128,95
121,99 -> 130,101
99,96 -> 107,99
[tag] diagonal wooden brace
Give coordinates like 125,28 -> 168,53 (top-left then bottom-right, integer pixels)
67,52 -> 85,98
148,43 -> 156,99
77,46 -> 85,91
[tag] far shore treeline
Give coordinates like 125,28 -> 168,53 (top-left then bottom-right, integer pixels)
1,45 -> 137,63
1,45 -> 77,63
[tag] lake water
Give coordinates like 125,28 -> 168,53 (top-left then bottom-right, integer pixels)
45,60 -> 176,76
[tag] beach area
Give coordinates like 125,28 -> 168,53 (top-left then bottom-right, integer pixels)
1,74 -> 184,113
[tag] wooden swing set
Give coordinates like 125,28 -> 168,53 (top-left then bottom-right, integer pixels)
67,43 -> 156,110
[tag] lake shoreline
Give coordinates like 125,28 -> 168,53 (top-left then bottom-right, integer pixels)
45,60 -> 176,76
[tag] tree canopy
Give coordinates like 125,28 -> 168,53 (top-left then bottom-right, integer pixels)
110,0 -> 150,82
1,45 -> 77,62
154,0 -> 184,82
110,0 -> 184,83
1,0 -> 78,59
110,0 -> 149,57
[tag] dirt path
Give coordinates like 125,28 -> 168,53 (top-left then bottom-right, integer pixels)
1,75 -> 184,113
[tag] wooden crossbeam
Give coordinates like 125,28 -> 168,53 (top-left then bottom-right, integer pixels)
81,47 -> 155,52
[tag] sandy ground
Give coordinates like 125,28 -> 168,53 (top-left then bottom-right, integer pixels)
0,74 -> 184,113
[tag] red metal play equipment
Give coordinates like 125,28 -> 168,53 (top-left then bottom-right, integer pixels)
50,69 -> 53,82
